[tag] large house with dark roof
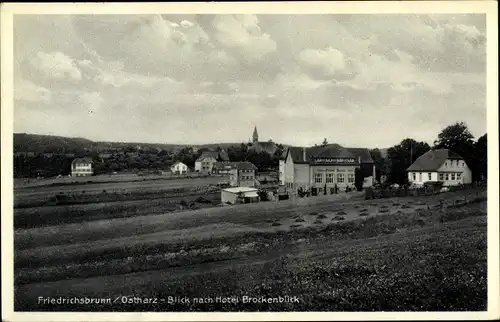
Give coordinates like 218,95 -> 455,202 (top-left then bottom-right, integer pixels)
406,149 -> 472,186
249,126 -> 278,155
194,149 -> 230,174
281,143 -> 375,196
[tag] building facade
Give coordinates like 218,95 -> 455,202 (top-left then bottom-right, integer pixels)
229,161 -> 258,187
171,161 -> 188,174
71,157 -> 93,177
221,187 -> 259,205
194,150 -> 230,174
282,144 -> 375,196
407,149 -> 472,186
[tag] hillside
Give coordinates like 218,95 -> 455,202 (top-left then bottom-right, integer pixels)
13,133 -> 257,154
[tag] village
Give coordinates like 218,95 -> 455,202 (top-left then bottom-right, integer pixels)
8,11 -> 492,315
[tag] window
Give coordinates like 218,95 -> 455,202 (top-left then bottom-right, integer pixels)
348,173 -> 355,183
457,173 -> 462,180
428,173 -> 432,181
412,173 -> 416,181
418,173 -> 422,181
337,173 -> 345,183
451,173 -> 456,180
326,173 -> 334,183
461,161 -> 465,167
318,188 -> 323,194
439,173 -> 444,181
445,161 -> 448,167
315,173 -> 323,183
445,173 -> 449,180
330,188 -> 335,194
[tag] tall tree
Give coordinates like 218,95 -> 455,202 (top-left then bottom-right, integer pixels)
434,122 -> 478,181
369,148 -> 386,183
387,138 -> 431,184
475,134 -> 487,181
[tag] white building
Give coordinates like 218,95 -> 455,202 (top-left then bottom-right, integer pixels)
221,187 -> 260,205
407,149 -> 472,186
282,144 -> 375,196
279,159 -> 285,186
171,161 -> 188,174
71,157 -> 93,177
194,150 -> 230,174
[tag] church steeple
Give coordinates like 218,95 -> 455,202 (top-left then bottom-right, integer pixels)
252,126 -> 259,143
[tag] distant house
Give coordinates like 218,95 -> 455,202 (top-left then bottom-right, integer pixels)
406,149 -> 472,186
221,187 -> 259,205
171,161 -> 188,174
249,126 -> 278,155
213,162 -> 237,174
195,150 -> 230,174
229,161 -> 258,187
71,157 -> 93,177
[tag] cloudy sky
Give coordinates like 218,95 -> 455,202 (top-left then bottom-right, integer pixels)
13,14 -> 486,148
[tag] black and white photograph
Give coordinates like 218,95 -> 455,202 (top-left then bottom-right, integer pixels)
1,2 -> 499,320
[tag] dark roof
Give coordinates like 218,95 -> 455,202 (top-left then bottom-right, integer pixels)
346,148 -> 374,163
406,149 -> 464,172
196,150 -> 230,162
252,141 -> 278,154
286,144 -> 367,164
71,157 -> 93,164
214,161 -> 238,170
235,161 -> 258,170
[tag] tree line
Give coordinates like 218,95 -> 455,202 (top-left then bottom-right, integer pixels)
13,142 -> 286,178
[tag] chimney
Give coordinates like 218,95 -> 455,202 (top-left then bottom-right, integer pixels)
303,147 -> 306,162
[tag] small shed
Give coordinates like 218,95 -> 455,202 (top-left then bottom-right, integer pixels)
221,187 -> 259,205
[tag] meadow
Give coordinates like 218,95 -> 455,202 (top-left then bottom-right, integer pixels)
13,183 -> 487,312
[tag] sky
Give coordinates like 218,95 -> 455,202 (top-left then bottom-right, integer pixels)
13,14 -> 487,148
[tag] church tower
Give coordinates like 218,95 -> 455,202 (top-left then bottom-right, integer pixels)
252,126 -> 259,144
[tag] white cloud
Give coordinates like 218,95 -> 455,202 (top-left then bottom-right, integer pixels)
299,47 -> 346,76
30,51 -> 82,81
213,15 -> 277,61
14,79 -> 52,103
180,20 -> 194,28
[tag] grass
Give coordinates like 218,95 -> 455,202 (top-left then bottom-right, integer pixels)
13,188 -> 488,311
15,214 -> 487,311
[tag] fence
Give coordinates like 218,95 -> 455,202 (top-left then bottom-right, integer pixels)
364,182 -> 484,200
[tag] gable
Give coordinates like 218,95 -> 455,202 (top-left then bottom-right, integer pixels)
407,149 -> 463,172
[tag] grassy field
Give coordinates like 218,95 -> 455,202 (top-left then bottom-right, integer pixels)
14,187 -> 487,311
14,175 -> 228,229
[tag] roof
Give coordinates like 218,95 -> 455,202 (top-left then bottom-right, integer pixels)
406,149 -> 464,172
196,150 -> 230,162
252,141 -> 278,154
222,187 -> 259,193
285,144 -> 374,165
235,161 -> 258,170
214,161 -> 238,170
214,161 -> 257,171
172,161 -> 186,167
346,148 -> 374,163
71,157 -> 93,164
